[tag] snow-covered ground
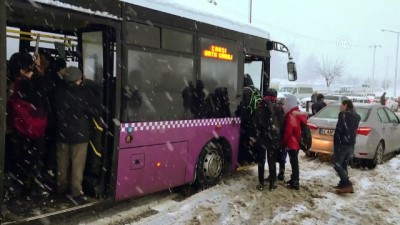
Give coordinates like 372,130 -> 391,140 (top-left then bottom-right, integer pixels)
80,152 -> 400,225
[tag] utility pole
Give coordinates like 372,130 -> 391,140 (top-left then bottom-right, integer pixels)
249,0 -> 252,23
382,29 -> 400,97
385,56 -> 390,89
369,44 -> 381,93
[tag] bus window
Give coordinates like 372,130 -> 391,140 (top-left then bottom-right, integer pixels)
125,22 -> 161,48
162,28 -> 193,53
123,50 -> 194,122
82,31 -> 104,83
244,61 -> 263,91
200,37 -> 239,116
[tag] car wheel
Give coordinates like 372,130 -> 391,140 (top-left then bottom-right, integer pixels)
368,142 -> 384,169
195,142 -> 224,189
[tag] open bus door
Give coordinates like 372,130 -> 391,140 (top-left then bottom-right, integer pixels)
77,26 -> 116,198
235,54 -> 269,166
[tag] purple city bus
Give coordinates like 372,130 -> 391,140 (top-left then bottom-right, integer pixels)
0,0 -> 296,223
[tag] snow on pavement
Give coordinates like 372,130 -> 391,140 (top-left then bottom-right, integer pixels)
82,152 -> 400,225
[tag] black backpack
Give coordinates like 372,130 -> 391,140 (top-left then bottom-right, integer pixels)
257,99 -> 284,148
299,121 -> 312,151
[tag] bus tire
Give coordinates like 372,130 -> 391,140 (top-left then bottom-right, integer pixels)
195,142 -> 224,189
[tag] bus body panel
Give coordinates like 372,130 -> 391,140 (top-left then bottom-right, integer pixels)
115,141 -> 188,201
115,117 -> 240,201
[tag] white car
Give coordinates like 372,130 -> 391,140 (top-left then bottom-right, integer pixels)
373,97 -> 398,111
386,98 -> 399,111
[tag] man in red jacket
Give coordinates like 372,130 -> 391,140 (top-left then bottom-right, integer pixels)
282,94 -> 307,190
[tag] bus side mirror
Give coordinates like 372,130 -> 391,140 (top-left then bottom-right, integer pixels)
287,60 -> 297,81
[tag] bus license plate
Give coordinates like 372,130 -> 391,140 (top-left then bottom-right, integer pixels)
319,128 -> 334,136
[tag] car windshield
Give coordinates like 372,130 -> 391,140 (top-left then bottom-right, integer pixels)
315,105 -> 370,121
279,87 -> 293,93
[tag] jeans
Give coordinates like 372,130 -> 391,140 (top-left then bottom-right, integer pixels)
333,144 -> 354,186
287,150 -> 299,182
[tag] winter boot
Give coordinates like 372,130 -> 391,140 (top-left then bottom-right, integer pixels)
269,180 -> 277,191
256,183 -> 265,191
336,184 -> 354,194
333,180 -> 346,189
277,172 -> 284,181
285,180 -> 300,190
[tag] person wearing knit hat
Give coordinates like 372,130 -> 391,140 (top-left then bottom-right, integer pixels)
64,66 -> 83,83
283,94 -> 298,114
282,94 -> 308,190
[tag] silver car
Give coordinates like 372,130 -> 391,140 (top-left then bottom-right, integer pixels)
307,103 -> 400,168
324,95 -> 349,104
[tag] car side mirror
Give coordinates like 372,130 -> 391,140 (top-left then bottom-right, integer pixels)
287,59 -> 297,81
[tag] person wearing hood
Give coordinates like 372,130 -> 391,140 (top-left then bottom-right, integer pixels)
282,94 -> 307,190
255,88 -> 284,191
235,74 -> 259,164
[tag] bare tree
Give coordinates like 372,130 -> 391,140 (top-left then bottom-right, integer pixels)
316,57 -> 347,89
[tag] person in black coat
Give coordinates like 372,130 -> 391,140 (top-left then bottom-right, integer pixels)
255,88 -> 285,191
235,74 -> 259,164
54,66 -> 100,201
380,92 -> 386,106
333,100 -> 361,194
312,94 -> 327,115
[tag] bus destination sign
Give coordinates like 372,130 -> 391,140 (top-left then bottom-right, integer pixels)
203,45 -> 233,61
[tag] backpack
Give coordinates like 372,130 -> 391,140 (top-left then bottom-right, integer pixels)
248,87 -> 262,116
257,98 -> 284,148
8,97 -> 48,140
299,121 -> 312,151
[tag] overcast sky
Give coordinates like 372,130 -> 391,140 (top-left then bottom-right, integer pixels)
195,0 -> 400,86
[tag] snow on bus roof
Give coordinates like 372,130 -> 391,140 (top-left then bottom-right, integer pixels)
120,0 -> 270,39
30,0 -> 269,39
32,0 -> 121,20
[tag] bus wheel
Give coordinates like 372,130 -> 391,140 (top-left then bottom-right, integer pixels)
195,142 -> 224,189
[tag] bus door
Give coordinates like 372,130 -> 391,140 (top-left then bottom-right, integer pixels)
77,26 -> 116,197
236,55 -> 267,165
244,55 -> 266,93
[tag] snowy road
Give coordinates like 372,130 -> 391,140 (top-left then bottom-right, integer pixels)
74,152 -> 400,225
